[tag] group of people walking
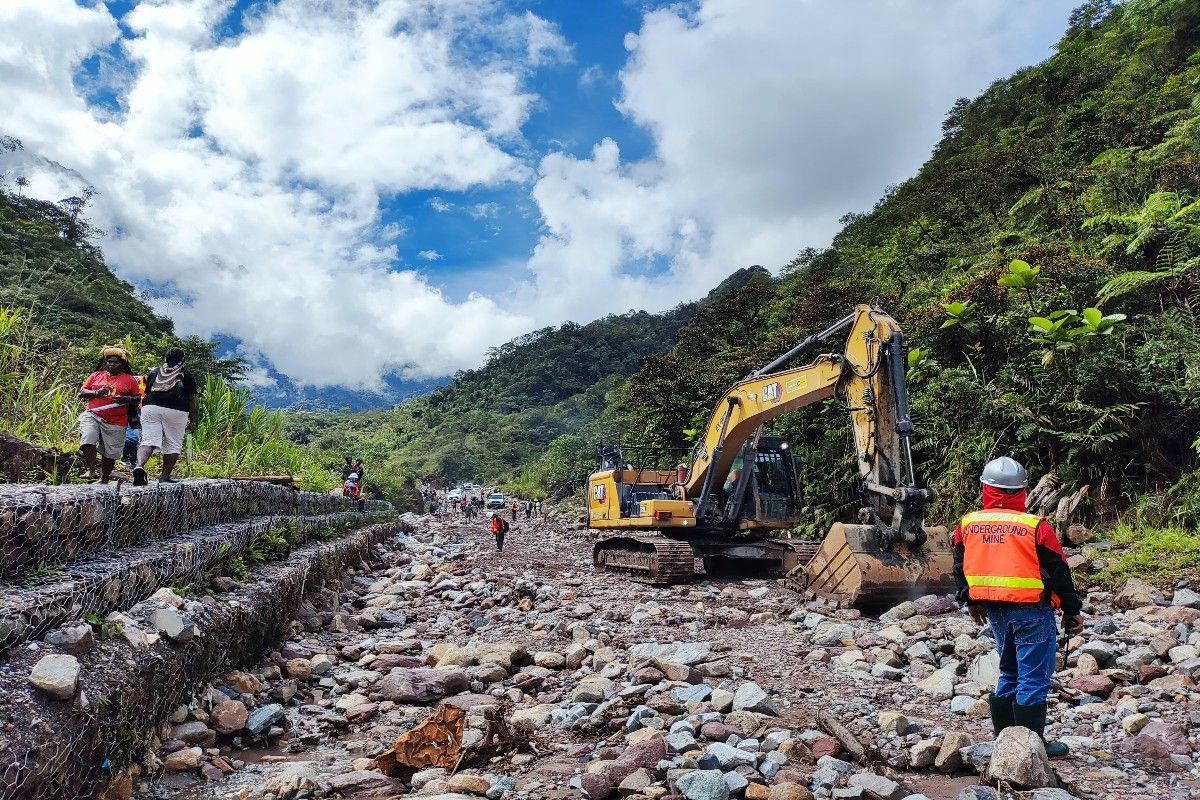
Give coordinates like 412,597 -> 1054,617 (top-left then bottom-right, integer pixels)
341,456 -> 367,510
427,490 -> 532,554
484,499 -> 538,551
77,345 -> 198,485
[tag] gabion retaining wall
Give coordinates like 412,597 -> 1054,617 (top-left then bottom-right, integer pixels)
0,511 -> 390,652
0,520 -> 404,800
0,480 -> 387,580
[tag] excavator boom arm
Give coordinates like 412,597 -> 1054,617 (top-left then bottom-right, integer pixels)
683,304 -> 928,542
682,359 -> 841,498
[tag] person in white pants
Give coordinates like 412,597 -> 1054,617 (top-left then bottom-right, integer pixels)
133,347 -> 198,485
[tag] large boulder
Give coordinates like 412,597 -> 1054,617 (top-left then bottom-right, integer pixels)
28,654 -> 79,700
43,624 -> 93,656
210,700 -> 249,734
935,732 -> 974,772
434,644 -> 478,668
1125,721 -> 1192,769
732,681 -> 779,715
847,772 -> 904,800
246,703 -> 285,736
597,734 -> 667,787
152,607 -> 195,642
170,721 -> 215,745
1171,587 -> 1200,608
704,742 -> 756,769
987,727 -> 1055,789
572,676 -> 616,703
628,642 -> 713,666
326,770 -> 394,793
375,667 -> 468,703
161,747 -> 203,772
917,668 -> 957,701
967,652 -> 1000,690
476,642 -> 525,670
676,770 -> 730,800
579,772 -> 615,799
1115,578 -> 1164,609
1067,674 -> 1115,698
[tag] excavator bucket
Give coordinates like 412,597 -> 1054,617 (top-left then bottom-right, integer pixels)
797,523 -> 955,609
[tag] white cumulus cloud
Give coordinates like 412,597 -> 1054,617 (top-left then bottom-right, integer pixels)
521,0 -> 1078,325
0,0 -> 567,386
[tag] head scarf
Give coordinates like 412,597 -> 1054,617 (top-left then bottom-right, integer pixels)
151,353 -> 185,393
100,345 -> 131,360
981,483 -> 1027,512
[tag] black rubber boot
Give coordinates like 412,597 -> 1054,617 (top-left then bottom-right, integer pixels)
989,694 -> 1015,736
1014,701 -> 1069,757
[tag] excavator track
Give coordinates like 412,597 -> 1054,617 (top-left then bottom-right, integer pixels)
695,537 -> 821,579
592,535 -> 696,585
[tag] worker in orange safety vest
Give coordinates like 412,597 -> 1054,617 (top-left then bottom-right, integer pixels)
953,456 -> 1083,758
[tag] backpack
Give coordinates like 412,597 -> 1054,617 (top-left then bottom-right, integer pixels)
498,518 -> 510,534
147,368 -> 186,402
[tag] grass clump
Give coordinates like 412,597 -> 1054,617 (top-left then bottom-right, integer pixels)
1095,522 -> 1200,587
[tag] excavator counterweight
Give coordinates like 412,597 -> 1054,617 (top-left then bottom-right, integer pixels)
587,304 -> 954,609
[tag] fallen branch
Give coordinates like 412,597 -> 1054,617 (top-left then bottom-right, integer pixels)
817,710 -> 868,764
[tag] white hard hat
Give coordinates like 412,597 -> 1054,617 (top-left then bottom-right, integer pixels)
980,457 -> 1026,490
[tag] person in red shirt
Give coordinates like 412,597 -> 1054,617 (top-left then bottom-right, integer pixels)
77,346 -> 142,483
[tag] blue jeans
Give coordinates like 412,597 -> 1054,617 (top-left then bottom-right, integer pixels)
987,604 -> 1057,706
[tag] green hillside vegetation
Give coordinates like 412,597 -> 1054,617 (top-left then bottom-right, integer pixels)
0,160 -> 331,489
288,277 -> 731,503
292,266 -> 776,504
308,0 -> 1200,564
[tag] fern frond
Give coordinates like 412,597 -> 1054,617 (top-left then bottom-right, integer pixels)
1082,211 -> 1135,231
1154,230 -> 1190,270
1169,198 -> 1200,223
1009,186 -> 1046,216
1097,268 -> 1182,304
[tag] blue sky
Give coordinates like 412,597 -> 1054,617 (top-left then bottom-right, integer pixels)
1,0 -> 1077,392
362,0 -> 660,302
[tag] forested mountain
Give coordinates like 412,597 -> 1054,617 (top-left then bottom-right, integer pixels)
308,0 -> 1200,565
288,265 -> 769,498
615,0 -> 1200,527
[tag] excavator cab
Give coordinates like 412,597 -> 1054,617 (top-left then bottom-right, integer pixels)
719,436 -> 802,526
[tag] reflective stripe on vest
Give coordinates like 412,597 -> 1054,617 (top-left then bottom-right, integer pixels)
960,509 -> 1046,604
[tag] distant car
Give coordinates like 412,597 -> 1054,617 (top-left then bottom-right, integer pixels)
485,493 -> 506,509
447,490 -> 463,502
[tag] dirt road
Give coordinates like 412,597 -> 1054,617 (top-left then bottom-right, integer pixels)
147,511 -> 1199,800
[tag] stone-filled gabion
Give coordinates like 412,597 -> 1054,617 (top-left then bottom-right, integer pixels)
0,479 -> 386,580
0,521 -> 403,800
0,511 -> 385,651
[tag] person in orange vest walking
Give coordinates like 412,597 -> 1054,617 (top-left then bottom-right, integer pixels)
953,457 -> 1084,758
489,512 -> 509,552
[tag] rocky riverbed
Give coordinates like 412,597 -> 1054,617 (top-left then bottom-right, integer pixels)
134,510 -> 1200,800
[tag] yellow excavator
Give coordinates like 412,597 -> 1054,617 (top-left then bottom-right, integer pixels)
587,304 -> 954,608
